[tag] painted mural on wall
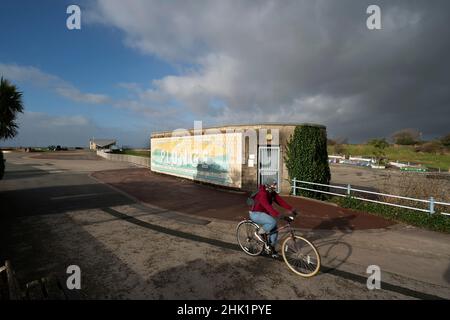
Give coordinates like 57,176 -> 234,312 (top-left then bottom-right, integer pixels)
151,133 -> 242,188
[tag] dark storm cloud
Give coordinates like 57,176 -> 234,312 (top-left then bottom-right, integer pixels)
91,0 -> 450,141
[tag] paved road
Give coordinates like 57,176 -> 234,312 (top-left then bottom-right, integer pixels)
1,151 -> 449,299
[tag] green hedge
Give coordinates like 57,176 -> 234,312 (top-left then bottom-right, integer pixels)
285,124 -> 331,199
332,196 -> 450,233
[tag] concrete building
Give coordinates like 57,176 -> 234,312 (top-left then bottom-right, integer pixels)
89,139 -> 116,151
150,123 -> 325,194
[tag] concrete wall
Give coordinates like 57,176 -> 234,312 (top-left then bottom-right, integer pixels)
97,150 -> 150,168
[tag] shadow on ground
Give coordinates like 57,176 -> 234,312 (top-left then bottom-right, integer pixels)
444,264 -> 450,285
0,184 -> 133,218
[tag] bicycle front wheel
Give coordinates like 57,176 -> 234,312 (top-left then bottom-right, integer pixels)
236,220 -> 265,256
281,235 -> 321,277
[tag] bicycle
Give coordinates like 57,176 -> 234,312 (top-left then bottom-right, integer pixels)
236,212 -> 321,277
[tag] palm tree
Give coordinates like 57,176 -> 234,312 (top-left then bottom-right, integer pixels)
0,77 -> 24,140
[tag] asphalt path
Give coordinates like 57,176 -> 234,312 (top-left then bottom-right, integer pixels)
1,151 -> 449,299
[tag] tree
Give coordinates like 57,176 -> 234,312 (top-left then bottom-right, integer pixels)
368,138 -> 389,149
0,77 -> 24,180
391,129 -> 420,145
334,143 -> 347,155
0,77 -> 24,139
367,138 -> 389,164
440,133 -> 450,148
332,137 -> 348,155
285,125 -> 331,199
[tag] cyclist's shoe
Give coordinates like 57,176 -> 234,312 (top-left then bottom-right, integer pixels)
271,251 -> 280,259
269,246 -> 280,259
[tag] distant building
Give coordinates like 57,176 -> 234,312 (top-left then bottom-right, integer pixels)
89,139 -> 116,150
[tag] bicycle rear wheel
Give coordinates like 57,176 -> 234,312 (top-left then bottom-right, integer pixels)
236,220 -> 265,256
281,235 -> 321,277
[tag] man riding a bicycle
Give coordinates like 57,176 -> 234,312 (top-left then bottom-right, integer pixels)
249,180 -> 297,258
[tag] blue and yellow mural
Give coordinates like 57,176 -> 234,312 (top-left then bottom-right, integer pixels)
151,133 -> 242,188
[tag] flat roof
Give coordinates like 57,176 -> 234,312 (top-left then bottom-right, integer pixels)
151,122 -> 325,136
90,139 -> 116,147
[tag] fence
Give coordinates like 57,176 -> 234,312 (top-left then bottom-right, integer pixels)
97,150 -> 150,168
291,178 -> 450,216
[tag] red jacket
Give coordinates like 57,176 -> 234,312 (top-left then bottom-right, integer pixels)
251,185 -> 293,218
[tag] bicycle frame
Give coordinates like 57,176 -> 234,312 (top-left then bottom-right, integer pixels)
246,212 -> 298,245
256,220 -> 297,245
268,221 -> 295,237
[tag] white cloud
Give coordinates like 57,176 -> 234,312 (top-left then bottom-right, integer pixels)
46,114 -> 90,127
0,63 -> 110,105
54,87 -> 110,105
0,63 -> 180,123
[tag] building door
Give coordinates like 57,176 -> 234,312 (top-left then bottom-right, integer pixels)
258,146 -> 280,192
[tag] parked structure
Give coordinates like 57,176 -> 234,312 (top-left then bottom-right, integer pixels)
89,139 -> 116,151
150,123 -> 325,194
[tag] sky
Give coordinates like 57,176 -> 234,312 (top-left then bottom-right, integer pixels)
0,0 -> 449,147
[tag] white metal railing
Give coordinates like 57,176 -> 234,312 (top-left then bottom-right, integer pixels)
291,178 -> 450,216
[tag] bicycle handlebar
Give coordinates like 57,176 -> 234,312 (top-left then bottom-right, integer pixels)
281,209 -> 298,223
282,215 -> 295,223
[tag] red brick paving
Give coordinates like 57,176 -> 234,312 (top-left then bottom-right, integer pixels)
91,168 -> 395,231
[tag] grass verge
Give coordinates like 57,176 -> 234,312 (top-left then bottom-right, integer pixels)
113,150 -> 150,158
330,196 -> 450,233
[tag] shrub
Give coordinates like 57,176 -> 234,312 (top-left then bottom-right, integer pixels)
332,196 -> 450,233
391,128 -> 420,145
367,138 -> 389,149
367,138 -> 389,164
334,143 -> 347,155
440,133 -> 450,148
285,124 -> 331,199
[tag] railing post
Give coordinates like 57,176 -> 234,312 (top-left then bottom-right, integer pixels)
347,184 -> 351,196
429,197 -> 435,215
293,178 -> 297,196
